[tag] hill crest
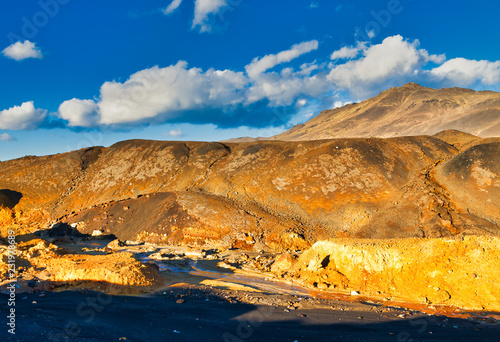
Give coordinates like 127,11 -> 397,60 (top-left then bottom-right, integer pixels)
274,83 -> 500,141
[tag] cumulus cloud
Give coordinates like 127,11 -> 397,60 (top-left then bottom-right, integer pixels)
2,41 -> 42,61
192,0 -> 228,32
52,35 -> 500,130
60,61 -> 248,126
0,133 -> 16,142
58,99 -> 100,127
327,35 -> 444,96
430,58 -> 500,86
331,42 -> 367,60
54,42 -> 329,128
331,46 -> 360,60
165,129 -> 183,137
0,102 -> 47,130
245,67 -> 328,106
246,40 -> 319,78
99,61 -> 248,125
163,0 -> 183,15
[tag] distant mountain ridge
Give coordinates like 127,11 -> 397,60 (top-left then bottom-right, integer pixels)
273,83 -> 500,141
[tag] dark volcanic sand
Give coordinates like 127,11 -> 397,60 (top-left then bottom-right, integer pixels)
1,289 -> 499,342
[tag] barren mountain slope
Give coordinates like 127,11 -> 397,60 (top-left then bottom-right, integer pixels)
275,83 -> 500,141
434,142 -> 500,227
1,135 -> 499,251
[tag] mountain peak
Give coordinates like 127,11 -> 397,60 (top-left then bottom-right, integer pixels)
274,85 -> 500,140
382,83 -> 427,94
401,82 -> 425,89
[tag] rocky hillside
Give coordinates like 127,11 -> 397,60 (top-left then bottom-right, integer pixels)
1,133 -> 499,251
274,83 -> 500,140
274,235 -> 500,311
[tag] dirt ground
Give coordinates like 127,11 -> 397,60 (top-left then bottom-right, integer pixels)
1,236 -> 500,341
1,288 -> 499,342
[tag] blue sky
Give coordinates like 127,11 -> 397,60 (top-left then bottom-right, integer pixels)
1,0 -> 499,160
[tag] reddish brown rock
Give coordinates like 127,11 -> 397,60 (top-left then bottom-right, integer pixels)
274,83 -> 500,140
0,134 -> 498,250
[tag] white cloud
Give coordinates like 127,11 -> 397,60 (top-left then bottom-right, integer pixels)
0,133 -> 16,142
245,40 -> 319,78
245,69 -> 328,106
56,55 -> 328,127
330,42 -> 367,60
430,58 -> 500,86
53,35 -> 500,129
298,62 -> 320,76
163,0 -> 183,15
327,35 -> 444,96
0,102 -> 47,130
331,46 -> 359,60
165,129 -> 183,137
99,61 -> 248,125
422,51 -> 446,65
2,40 -> 42,61
297,99 -> 307,106
58,99 -> 100,127
192,0 -> 228,32
61,61 -> 248,126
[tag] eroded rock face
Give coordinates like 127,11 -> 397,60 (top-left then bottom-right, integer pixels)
0,238 -> 164,294
0,134 -> 499,250
279,236 -> 500,311
0,147 -> 104,226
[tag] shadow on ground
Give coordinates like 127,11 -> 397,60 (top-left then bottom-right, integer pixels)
0,189 -> 22,209
1,285 -> 498,342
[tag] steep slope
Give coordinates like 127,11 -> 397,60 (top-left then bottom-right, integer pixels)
434,142 -> 500,228
0,147 -> 104,225
1,135 -> 499,251
275,83 -> 500,140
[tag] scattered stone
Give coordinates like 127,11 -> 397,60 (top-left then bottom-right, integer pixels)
271,253 -> 297,275
176,299 -> 185,304
92,230 -> 103,236
317,282 -> 328,290
185,248 -> 206,258
149,252 -> 176,260
107,239 -> 127,248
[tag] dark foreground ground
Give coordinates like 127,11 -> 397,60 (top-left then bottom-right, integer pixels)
1,288 -> 499,342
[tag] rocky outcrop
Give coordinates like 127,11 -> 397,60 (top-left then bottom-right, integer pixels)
0,238 -> 164,294
275,236 -> 500,311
